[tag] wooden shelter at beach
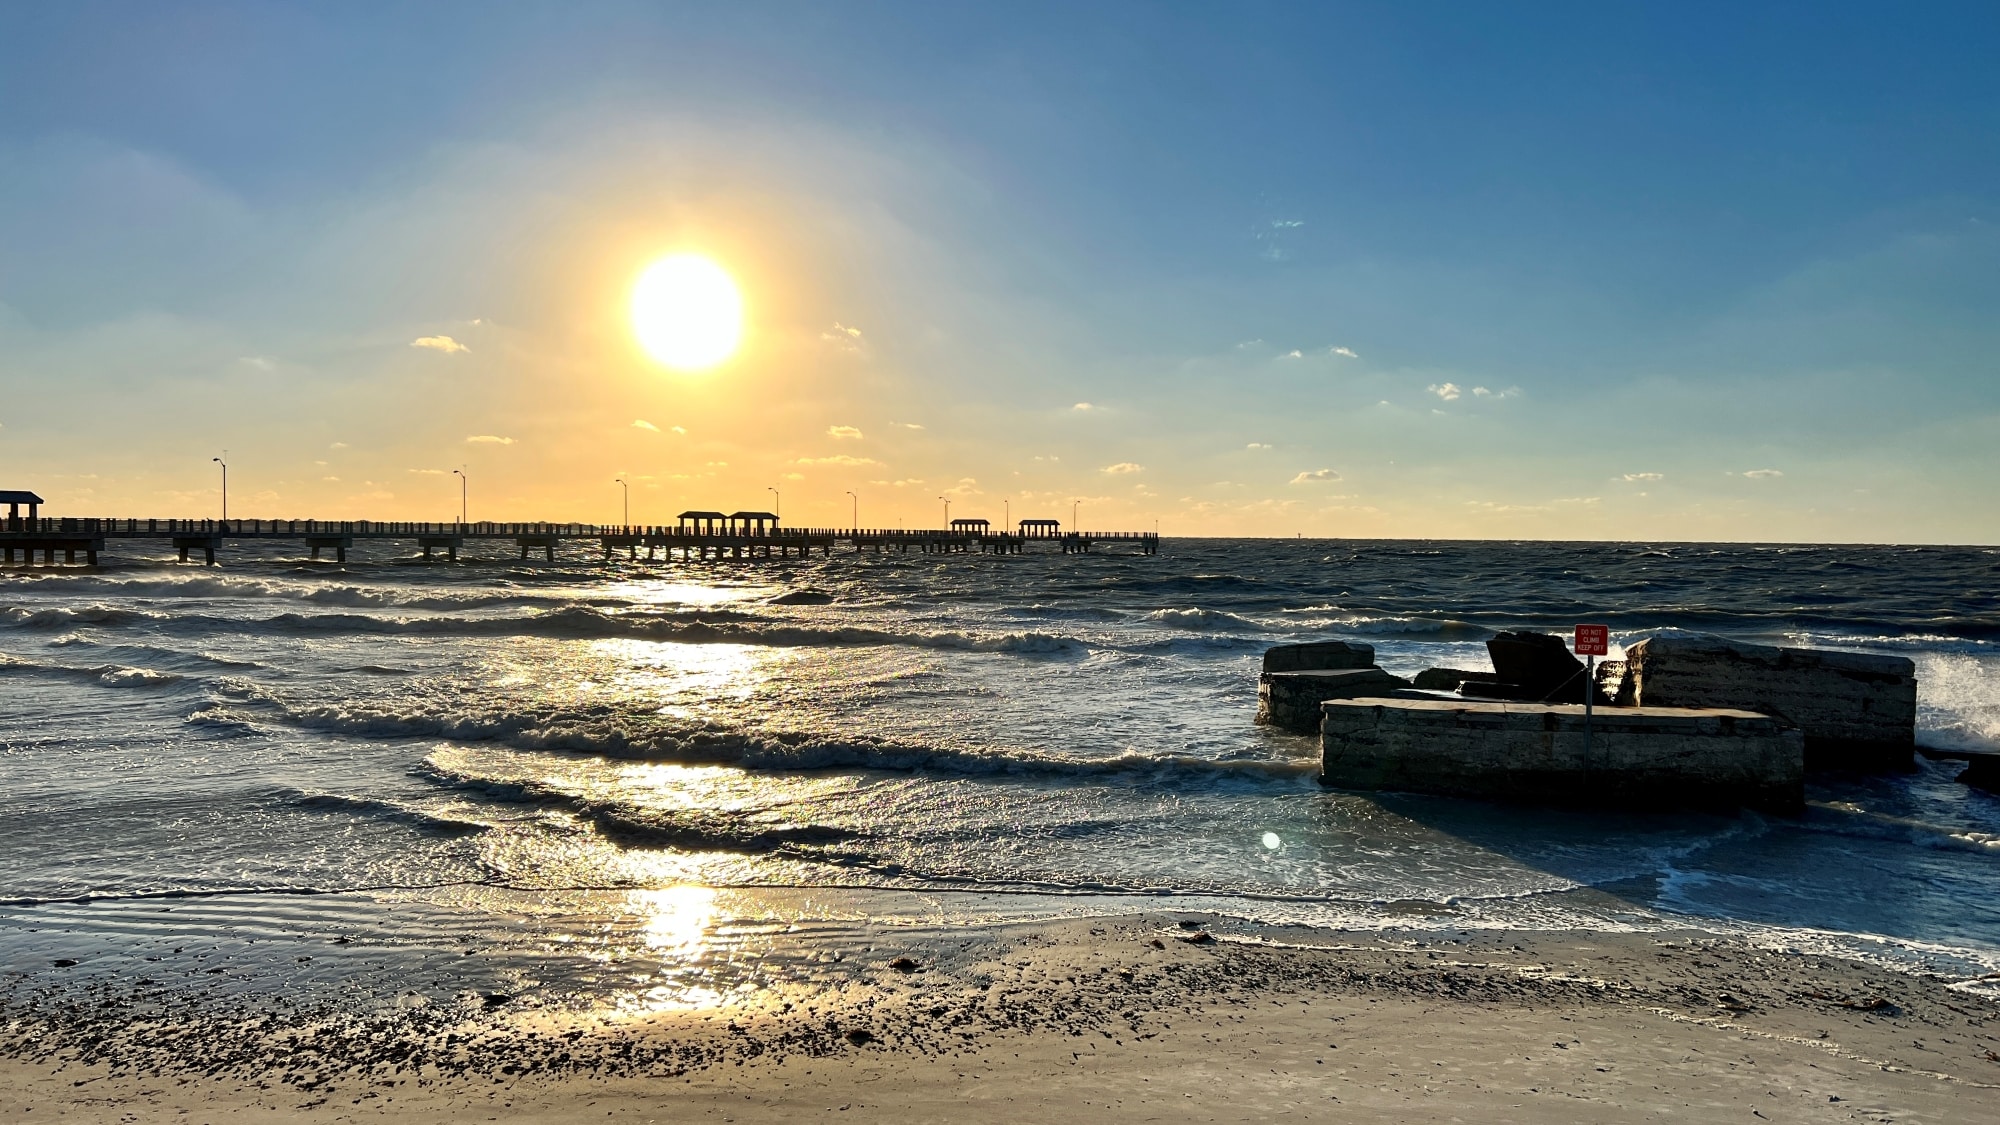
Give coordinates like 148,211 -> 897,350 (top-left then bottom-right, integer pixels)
950,518 -> 990,533
1018,519 -> 1061,539
3,489 -> 42,528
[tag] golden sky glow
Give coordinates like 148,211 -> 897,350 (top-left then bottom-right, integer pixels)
632,254 -> 743,370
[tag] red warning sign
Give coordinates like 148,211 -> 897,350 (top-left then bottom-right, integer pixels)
1573,624 -> 1610,657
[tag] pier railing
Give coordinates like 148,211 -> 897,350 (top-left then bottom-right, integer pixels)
1,517 -> 1161,542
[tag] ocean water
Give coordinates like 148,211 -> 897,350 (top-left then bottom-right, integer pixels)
3,539 -> 1998,1010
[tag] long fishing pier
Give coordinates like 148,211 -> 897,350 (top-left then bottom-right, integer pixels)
0,515 -> 1160,566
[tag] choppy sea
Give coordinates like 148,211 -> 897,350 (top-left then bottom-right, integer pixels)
3,538 -> 1997,1011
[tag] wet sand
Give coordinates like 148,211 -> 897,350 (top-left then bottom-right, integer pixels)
5,914 -> 1999,1123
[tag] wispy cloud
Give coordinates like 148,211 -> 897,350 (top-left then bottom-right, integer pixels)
1472,385 -> 1522,399
797,455 -> 881,467
1620,472 -> 1664,482
1100,462 -> 1145,475
465,434 -> 514,445
1329,346 -> 1358,359
820,323 -> 864,351
1741,468 -> 1785,479
411,335 -> 468,354
1290,469 -> 1341,484
1072,402 -> 1096,412
1427,382 -> 1462,402
407,468 -> 446,475
631,419 -> 661,432
1246,442 -> 1273,451
328,441 -> 349,450
894,421 -> 925,430
238,355 -> 277,371
1279,349 -> 1304,359
827,425 -> 863,440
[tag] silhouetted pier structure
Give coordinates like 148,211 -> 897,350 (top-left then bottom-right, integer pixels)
0,513 -> 1159,566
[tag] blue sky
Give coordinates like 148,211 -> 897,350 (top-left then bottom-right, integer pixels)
2,2 -> 1996,539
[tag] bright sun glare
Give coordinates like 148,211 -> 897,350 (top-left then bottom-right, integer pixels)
632,254 -> 742,369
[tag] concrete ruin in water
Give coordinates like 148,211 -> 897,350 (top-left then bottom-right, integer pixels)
1257,630 -> 1928,812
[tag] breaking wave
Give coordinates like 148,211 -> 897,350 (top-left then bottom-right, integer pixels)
209,693 -> 1319,786
276,788 -> 492,836
0,651 -> 186,688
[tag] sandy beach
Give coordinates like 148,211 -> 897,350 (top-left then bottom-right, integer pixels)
5,913 -> 1998,1123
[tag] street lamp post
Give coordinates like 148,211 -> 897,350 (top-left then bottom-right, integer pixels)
614,478 -> 629,528
768,486 -> 780,520
938,495 -> 950,526
1004,498 -> 1010,530
212,456 -> 228,521
452,468 -> 467,525
1072,498 -> 1080,528
846,490 -> 857,531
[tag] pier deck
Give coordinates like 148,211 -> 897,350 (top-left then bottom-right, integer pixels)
0,518 -> 1161,566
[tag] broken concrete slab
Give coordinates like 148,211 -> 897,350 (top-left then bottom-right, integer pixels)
1258,667 -> 1412,734
1956,753 -> 2000,795
1413,667 -> 1497,692
1484,630 -> 1590,701
1261,641 -> 1377,675
1320,697 -> 1803,812
1618,636 -> 1916,772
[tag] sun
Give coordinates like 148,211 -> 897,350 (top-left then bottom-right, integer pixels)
632,255 -> 742,369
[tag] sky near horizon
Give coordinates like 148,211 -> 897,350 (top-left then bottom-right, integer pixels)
2,2 -> 1997,541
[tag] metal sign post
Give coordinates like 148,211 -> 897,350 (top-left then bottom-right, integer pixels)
1573,624 -> 1610,764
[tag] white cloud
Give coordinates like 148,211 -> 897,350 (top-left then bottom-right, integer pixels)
827,425 -> 864,440
411,335 -> 468,354
1741,469 -> 1785,479
821,323 -> 864,350
328,441 -> 349,450
1472,385 -> 1523,399
239,355 -> 276,371
1101,462 -> 1144,475
797,455 -> 882,467
631,419 -> 660,432
465,434 -> 515,445
1620,472 -> 1665,482
1279,349 -> 1303,359
1329,346 -> 1358,358
1072,402 -> 1095,411
1427,382 -> 1462,402
1246,442 -> 1273,451
895,421 -> 924,430
1290,469 -> 1341,484
407,468 -> 446,475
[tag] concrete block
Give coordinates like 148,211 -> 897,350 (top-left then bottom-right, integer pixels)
1622,636 -> 1916,771
1319,697 -> 1803,812
1258,668 -> 1411,733
1261,641 -> 1376,675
